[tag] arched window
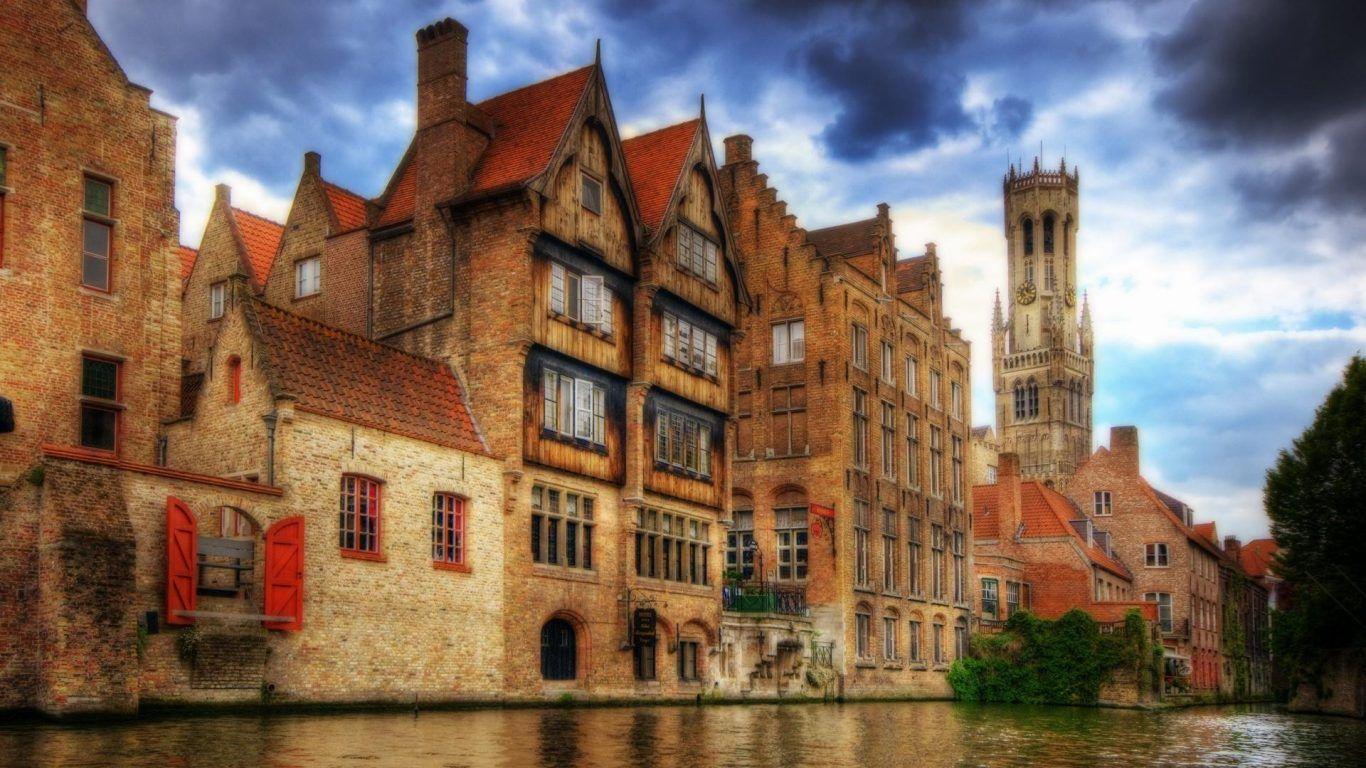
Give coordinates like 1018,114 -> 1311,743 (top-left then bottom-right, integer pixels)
1013,381 -> 1026,421
1022,217 -> 1034,256
227,355 -> 242,404
1027,379 -> 1039,418
541,618 -> 577,680
1043,213 -> 1055,254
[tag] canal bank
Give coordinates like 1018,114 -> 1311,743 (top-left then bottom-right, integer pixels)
2,701 -> 1362,768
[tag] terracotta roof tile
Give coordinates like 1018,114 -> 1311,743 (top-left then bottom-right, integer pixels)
972,484 -> 998,539
469,65 -> 593,195
896,256 -> 932,294
1023,482 -> 1131,579
1240,538 -> 1278,578
622,119 -> 699,232
231,208 -> 284,287
323,181 -> 368,232
245,299 -> 485,454
1194,521 -> 1218,547
375,66 -> 594,228
807,217 -> 878,260
376,159 -> 416,227
177,245 -> 198,281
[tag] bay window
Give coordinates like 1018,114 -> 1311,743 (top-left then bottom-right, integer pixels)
654,407 -> 713,478
542,369 -> 606,446
550,261 -> 613,334
662,312 -> 718,377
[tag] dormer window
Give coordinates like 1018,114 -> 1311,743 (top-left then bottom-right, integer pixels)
580,173 -> 602,215
677,223 -> 719,284
550,261 -> 612,335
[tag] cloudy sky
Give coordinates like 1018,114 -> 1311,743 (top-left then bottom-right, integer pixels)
92,0 -> 1364,540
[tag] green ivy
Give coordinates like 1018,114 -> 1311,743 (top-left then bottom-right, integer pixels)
948,609 -> 1152,705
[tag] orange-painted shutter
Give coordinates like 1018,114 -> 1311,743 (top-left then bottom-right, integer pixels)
264,516 -> 304,631
165,497 -> 198,626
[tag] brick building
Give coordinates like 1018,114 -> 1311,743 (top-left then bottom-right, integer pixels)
1065,426 -> 1225,694
721,135 -> 973,697
0,0 -> 181,478
969,424 -> 999,486
1211,533 -> 1272,698
972,454 -> 1153,625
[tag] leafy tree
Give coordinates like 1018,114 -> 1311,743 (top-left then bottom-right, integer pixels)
1265,355 -> 1366,683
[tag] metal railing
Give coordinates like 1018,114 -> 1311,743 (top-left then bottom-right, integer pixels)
811,641 -> 834,668
722,582 -> 809,617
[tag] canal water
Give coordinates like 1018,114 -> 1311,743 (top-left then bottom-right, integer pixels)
2,702 -> 1364,767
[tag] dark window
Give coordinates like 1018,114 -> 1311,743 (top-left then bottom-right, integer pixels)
1022,217 -> 1034,256
79,355 -> 120,451
541,619 -> 577,680
82,177 -> 113,291
655,408 -> 712,477
339,475 -> 381,555
633,638 -> 657,680
678,640 -> 701,681
530,485 -> 594,570
1043,213 -> 1055,254
432,493 -> 466,567
580,173 -> 602,215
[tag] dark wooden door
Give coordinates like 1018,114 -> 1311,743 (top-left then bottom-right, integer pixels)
541,619 -> 576,680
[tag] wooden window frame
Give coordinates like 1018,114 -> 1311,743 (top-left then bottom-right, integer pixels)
209,281 -> 226,320
662,312 -> 718,378
542,369 -> 606,448
677,639 -> 702,682
1146,542 -> 1170,568
883,615 -> 899,661
531,484 -> 595,572
851,323 -> 868,370
1093,490 -> 1112,516
294,255 -> 321,299
580,171 -> 602,215
549,261 -> 613,336
432,492 -> 470,572
676,222 -> 719,285
79,353 -> 123,454
771,319 -> 805,364
81,175 -> 115,293
339,474 -> 383,560
774,505 -> 808,582
634,507 -> 711,586
981,578 -> 999,618
654,407 -> 713,479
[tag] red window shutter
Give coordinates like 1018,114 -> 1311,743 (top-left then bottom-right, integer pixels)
264,516 -> 304,631
165,497 -> 198,626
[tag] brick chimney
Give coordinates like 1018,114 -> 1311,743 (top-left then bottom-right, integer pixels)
303,151 -> 321,178
1110,426 -> 1140,475
414,18 -> 473,211
724,135 -> 753,165
1224,535 -> 1241,560
996,453 -> 1024,541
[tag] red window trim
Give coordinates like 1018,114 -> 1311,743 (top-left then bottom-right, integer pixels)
227,355 -> 242,404
81,175 -> 115,293
79,352 -> 123,456
432,492 -> 470,572
339,474 -> 383,559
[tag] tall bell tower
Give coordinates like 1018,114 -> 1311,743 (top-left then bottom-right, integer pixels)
991,157 -> 1093,487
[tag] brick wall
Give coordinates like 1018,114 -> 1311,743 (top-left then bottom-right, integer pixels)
0,0 -> 181,477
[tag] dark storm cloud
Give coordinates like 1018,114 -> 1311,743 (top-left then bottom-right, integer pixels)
1154,0 -> 1366,212
989,96 -> 1032,140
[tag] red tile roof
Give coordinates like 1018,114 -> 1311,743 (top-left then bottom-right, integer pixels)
323,181 -> 368,232
807,217 -> 878,259
622,119 -> 699,232
376,158 -> 416,227
1138,480 -> 1224,558
1194,521 -> 1218,547
895,256 -> 933,294
974,480 -> 1131,579
231,208 -> 284,287
376,66 -> 594,227
244,299 -> 485,454
177,245 -> 198,281
1240,538 -> 1278,578
470,65 -> 593,195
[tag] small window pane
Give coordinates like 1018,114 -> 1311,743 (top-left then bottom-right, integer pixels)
80,405 -> 117,450
84,177 -> 111,216
82,357 -> 119,400
581,174 -> 602,214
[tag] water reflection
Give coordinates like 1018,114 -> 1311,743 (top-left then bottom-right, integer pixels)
1,702 -> 1363,768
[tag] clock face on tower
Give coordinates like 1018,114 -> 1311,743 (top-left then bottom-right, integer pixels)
1015,282 -> 1037,305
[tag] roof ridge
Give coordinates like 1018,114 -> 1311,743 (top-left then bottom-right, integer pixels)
474,64 -> 594,109
247,296 -> 449,372
230,206 -> 284,227
321,178 -> 367,201
808,216 -> 878,235
623,117 -> 701,144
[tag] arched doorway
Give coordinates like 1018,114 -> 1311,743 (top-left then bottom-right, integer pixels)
541,618 -> 577,680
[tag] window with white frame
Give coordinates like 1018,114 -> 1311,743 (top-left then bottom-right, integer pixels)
654,407 -> 712,478
775,505 -> 809,581
851,324 -> 868,370
295,256 -> 321,298
929,370 -> 942,409
771,319 -> 805,364
542,369 -> 606,446
662,313 -> 718,377
550,261 -> 613,334
677,222 -> 719,283
1145,542 -> 1169,567
880,341 -> 895,383
209,281 -> 226,319
1094,491 -> 1112,516
1145,592 -> 1173,632
950,381 -> 963,419
905,355 -> 919,395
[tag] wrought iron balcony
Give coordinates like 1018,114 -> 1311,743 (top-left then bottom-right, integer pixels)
722,582 -> 809,617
